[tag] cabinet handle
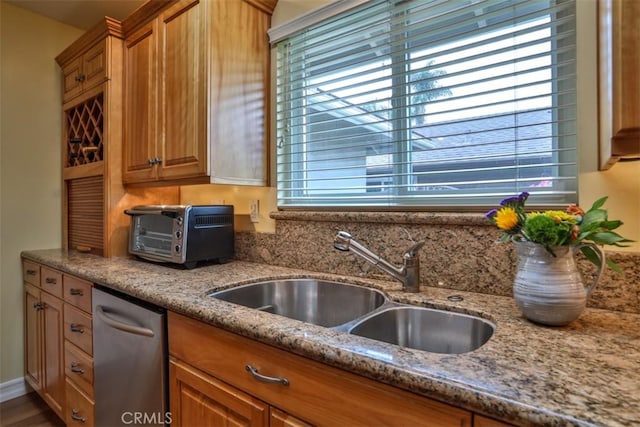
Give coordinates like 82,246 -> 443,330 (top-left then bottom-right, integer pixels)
245,364 -> 289,386
148,157 -> 163,166
70,409 -> 86,423
74,74 -> 86,83
70,362 -> 85,374
26,269 -> 37,275
69,288 -> 84,296
70,324 -> 85,333
33,303 -> 44,311
45,277 -> 57,285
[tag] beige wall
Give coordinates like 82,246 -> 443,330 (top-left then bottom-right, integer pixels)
0,2 -> 83,383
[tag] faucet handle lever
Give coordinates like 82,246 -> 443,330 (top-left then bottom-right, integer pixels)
405,241 -> 426,257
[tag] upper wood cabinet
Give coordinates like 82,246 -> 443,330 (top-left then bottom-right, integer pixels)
598,0 -> 640,169
122,0 -> 272,186
123,21 -> 159,183
56,17 -> 180,257
61,40 -> 108,103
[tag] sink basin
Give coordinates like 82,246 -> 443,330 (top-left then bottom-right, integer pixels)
210,279 -> 387,327
348,306 -> 494,354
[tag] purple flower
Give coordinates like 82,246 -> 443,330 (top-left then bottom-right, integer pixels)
518,191 -> 529,202
485,209 -> 498,219
500,196 -> 520,207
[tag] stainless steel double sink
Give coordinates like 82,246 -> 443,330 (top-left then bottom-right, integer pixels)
210,278 -> 494,354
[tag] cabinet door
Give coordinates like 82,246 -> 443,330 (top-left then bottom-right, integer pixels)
157,0 -> 208,180
208,0 -> 268,185
62,56 -> 84,103
170,358 -> 268,427
270,408 -> 313,427
123,22 -> 158,183
82,40 -> 107,92
24,284 -> 42,392
41,292 -> 65,418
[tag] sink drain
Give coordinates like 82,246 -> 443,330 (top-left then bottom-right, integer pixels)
447,294 -> 464,302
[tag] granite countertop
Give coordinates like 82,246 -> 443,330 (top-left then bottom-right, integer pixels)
22,249 -> 640,427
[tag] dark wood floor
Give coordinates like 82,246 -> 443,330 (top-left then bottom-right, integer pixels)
0,393 -> 64,427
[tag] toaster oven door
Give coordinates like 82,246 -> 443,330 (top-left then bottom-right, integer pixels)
126,212 -> 184,264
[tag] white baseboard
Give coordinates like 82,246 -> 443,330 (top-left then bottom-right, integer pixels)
0,377 -> 29,403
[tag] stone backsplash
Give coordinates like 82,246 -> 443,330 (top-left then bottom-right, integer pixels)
234,211 -> 640,314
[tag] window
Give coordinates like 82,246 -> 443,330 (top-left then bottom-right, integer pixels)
273,0 -> 577,209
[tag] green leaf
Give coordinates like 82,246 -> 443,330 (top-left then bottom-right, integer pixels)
580,209 -> 607,231
589,196 -> 608,211
606,258 -> 623,274
588,232 -> 628,245
601,220 -> 623,230
580,246 -> 602,268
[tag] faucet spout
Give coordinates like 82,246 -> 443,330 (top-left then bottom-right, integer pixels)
333,231 -> 424,293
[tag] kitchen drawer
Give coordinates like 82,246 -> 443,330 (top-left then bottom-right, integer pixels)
23,261 -> 40,286
169,312 -> 472,427
63,275 -> 92,313
65,340 -> 94,398
64,305 -> 92,355
40,267 -> 63,298
65,377 -> 95,427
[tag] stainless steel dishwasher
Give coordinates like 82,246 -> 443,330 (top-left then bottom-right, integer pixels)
92,286 -> 168,426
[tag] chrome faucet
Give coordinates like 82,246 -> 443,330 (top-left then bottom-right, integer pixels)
333,231 -> 425,293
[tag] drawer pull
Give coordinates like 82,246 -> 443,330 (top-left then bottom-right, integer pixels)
70,409 -> 86,423
45,277 -> 57,285
26,269 -> 37,275
70,324 -> 85,333
69,288 -> 84,296
33,303 -> 44,311
246,364 -> 289,386
70,362 -> 85,374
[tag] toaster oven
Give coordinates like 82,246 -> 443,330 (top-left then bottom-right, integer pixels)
124,205 -> 234,268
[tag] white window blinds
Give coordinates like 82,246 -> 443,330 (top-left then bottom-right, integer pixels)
275,0 -> 577,209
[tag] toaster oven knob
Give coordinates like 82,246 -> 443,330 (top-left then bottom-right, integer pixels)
177,216 -> 183,225
174,245 -> 181,253
175,231 -> 182,239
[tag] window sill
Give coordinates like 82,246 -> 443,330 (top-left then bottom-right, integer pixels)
269,210 -> 489,226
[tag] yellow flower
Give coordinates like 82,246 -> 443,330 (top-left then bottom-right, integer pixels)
543,210 -> 578,224
495,207 -> 519,231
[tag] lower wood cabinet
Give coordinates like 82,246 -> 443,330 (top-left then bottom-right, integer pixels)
66,378 -> 95,426
474,415 -> 513,426
170,357 -> 270,426
23,270 -> 65,421
23,259 -> 94,425
168,311 -> 473,427
24,283 -> 42,392
41,291 -> 65,417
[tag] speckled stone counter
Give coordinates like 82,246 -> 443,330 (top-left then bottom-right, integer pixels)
22,249 -> 640,427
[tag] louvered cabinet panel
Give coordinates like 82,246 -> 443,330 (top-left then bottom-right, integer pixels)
67,176 -> 104,255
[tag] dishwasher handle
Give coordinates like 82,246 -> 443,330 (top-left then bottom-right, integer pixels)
95,305 -> 155,337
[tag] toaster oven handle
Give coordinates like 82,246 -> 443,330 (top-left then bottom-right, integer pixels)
124,208 -> 179,218
124,209 -> 160,216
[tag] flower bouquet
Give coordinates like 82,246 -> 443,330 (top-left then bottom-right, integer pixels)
486,192 -> 632,272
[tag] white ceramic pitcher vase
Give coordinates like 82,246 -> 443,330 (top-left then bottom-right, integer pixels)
513,240 -> 605,326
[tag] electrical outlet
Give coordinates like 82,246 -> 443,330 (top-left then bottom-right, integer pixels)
250,200 -> 260,223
